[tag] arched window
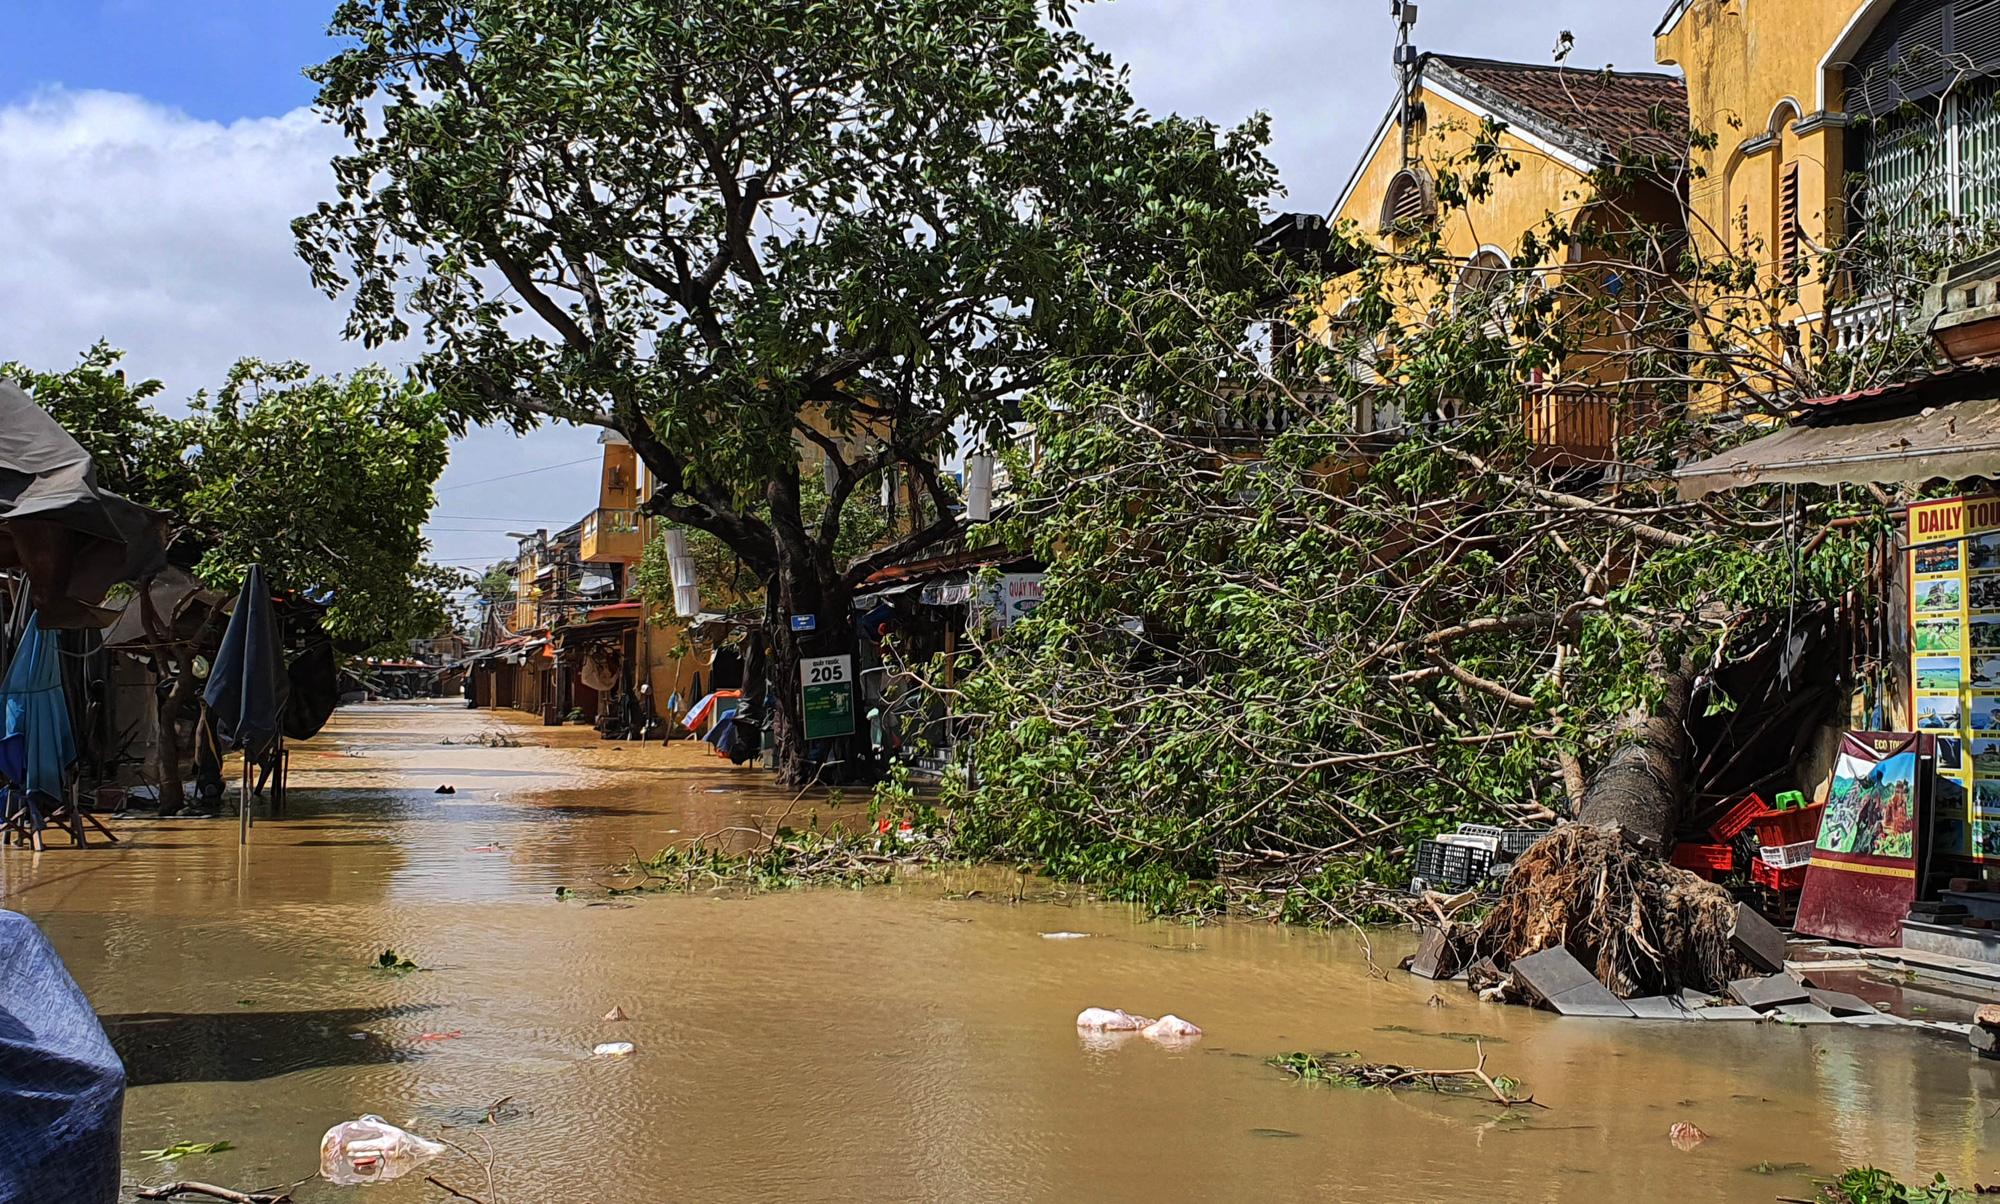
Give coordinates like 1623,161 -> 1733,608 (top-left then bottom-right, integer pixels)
1453,248 -> 1511,304
1380,168 -> 1437,234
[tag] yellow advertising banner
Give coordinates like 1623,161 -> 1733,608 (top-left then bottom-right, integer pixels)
1915,495 -> 2000,858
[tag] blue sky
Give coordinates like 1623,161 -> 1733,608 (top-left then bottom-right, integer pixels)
0,0 -> 1666,576
1,1 -> 337,121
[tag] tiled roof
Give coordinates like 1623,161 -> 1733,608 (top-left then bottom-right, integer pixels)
1428,55 -> 1690,166
1795,358 -> 2000,422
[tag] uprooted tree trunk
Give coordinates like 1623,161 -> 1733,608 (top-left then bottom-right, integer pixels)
1471,657 -> 1752,997
1574,654 -> 1695,852
1470,824 -> 1752,997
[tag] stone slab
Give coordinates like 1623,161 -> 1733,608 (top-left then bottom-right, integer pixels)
1729,974 -> 1810,1011
1805,989 -> 1876,1017
1897,921 -> 2000,967
1695,1005 -> 1765,1021
1773,1003 -> 1840,1024
1544,984 -> 1637,1017
1410,926 -> 1462,980
1864,944 -> 2000,991
1510,947 -> 1633,1017
1731,902 -> 1788,974
1624,995 -> 1696,1020
1679,988 -> 1726,1008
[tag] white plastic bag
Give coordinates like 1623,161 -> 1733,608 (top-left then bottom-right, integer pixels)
320,1115 -> 447,1185
1076,1007 -> 1152,1031
1141,1014 -> 1202,1041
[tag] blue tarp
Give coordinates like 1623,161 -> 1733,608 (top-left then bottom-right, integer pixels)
0,613 -> 76,802
0,909 -> 124,1204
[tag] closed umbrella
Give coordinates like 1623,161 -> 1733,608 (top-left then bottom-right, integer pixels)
203,566 -> 290,839
0,611 -> 77,846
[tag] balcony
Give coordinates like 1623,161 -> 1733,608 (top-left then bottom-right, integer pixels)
1522,391 -> 1626,468
579,508 -> 644,563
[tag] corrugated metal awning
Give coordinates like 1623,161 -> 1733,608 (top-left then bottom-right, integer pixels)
1675,396 -> 2000,499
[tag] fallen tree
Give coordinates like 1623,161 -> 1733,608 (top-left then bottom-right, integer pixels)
926,111 -> 1918,919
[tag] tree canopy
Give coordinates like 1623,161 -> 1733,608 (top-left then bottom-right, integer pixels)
6,348 -> 457,653
297,0 -> 1278,776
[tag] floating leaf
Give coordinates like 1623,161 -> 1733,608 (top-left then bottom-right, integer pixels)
141,1141 -> 234,1161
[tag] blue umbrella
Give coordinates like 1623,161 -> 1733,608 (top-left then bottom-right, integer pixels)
203,565 -> 290,763
0,612 -> 76,804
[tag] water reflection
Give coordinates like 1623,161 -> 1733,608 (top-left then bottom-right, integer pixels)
2,702 -> 1997,1201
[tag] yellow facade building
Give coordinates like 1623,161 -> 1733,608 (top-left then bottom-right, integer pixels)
1659,0 -> 2000,361
1325,53 -> 1689,463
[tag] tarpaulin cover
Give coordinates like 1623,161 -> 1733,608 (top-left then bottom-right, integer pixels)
282,637 -> 340,741
0,613 -> 76,801
0,909 -> 125,1204
0,379 -> 167,629
1674,395 -> 2000,499
203,565 -> 291,761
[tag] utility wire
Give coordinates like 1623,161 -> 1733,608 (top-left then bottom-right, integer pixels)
435,456 -> 597,492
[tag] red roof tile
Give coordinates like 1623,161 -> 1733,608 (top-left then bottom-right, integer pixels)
1431,55 -> 1690,165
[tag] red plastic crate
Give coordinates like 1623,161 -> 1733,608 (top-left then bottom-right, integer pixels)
1749,802 -> 1824,849
1672,842 -> 1734,874
1709,793 -> 1769,842
1751,857 -> 1808,892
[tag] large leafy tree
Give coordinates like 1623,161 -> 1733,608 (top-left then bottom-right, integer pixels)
296,0 -> 1275,780
181,359 -> 458,650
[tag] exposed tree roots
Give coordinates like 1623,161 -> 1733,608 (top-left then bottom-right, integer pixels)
1470,824 -> 1751,997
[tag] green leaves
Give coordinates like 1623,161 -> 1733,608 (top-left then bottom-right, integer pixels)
180,361 -> 459,651
140,1141 -> 234,1161
14,348 -> 458,655
375,949 -> 420,972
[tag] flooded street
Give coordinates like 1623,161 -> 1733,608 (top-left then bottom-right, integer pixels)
5,700 -> 1998,1201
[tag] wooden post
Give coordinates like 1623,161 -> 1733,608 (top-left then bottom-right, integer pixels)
239,755 -> 251,844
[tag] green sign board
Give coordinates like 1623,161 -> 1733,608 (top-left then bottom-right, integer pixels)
801,654 -> 855,740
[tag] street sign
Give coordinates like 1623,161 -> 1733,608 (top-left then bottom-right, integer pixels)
800,654 -> 854,740
790,614 -> 817,632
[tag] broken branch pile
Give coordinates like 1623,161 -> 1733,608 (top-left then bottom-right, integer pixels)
1268,1044 -> 1537,1108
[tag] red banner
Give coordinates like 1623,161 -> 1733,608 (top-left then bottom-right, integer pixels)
1795,732 -> 1926,948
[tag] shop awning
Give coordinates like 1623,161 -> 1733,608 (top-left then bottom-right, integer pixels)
1675,395 -> 2000,500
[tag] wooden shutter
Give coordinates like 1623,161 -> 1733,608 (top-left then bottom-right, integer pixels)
1779,163 -> 1802,282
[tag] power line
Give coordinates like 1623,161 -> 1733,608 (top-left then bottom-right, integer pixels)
429,514 -> 574,522
435,455 -> 598,492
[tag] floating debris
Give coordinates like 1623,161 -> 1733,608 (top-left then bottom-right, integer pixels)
1669,1122 -> 1708,1151
139,1140 -> 234,1162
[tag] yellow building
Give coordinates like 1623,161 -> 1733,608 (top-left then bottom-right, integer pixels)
1325,53 -> 1689,462
1658,0 -> 2000,363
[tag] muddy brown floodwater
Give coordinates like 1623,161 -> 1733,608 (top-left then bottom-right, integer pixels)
6,700 -> 2000,1202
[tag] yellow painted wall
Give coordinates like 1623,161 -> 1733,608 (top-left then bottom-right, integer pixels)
1332,85 -> 1598,281
1656,0 -> 1877,325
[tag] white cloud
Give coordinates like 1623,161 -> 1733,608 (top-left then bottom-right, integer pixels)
0,87 -> 604,569
0,87 -> 370,401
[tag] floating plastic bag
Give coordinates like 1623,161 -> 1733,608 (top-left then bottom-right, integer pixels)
1141,1015 -> 1202,1041
593,1042 -> 635,1057
320,1115 -> 447,1185
1076,1008 -> 1151,1031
